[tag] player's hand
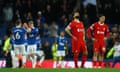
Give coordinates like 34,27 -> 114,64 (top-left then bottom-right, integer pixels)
23,23 -> 28,28
27,28 -> 31,32
4,51 -> 8,56
72,35 -> 77,40
92,38 -> 97,41
104,37 -> 107,40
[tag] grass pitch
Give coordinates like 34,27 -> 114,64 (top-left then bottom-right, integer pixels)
0,68 -> 120,72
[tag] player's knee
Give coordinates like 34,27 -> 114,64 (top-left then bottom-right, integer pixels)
83,51 -> 88,55
93,52 -> 98,56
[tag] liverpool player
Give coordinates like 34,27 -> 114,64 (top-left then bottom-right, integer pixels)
87,15 -> 110,68
65,12 -> 88,68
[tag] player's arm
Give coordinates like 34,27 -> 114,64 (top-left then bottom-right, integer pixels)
65,25 -> 72,37
104,25 -> 110,40
86,24 -> 95,40
65,24 -> 77,40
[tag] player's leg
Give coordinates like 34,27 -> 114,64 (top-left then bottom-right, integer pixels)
11,50 -> 19,68
29,44 -> 37,68
93,41 -> 99,68
13,45 -> 20,68
80,43 -> 88,68
98,41 -> 106,68
72,42 -> 79,68
21,45 -> 27,67
73,52 -> 79,68
38,51 -> 45,66
32,45 -> 37,68
60,51 -> 66,68
35,51 -> 45,68
56,50 -> 61,68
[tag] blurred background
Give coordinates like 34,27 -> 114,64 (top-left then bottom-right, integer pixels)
0,0 -> 120,62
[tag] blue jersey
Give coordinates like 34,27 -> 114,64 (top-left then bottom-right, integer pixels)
27,27 -> 38,44
12,26 -> 26,44
36,39 -> 41,51
57,36 -> 67,50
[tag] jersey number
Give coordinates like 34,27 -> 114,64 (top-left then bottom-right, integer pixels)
15,32 -> 20,39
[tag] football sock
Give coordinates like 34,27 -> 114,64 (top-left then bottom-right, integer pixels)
81,55 -> 87,68
73,56 -> 78,68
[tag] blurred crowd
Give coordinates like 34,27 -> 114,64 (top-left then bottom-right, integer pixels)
0,0 -> 120,60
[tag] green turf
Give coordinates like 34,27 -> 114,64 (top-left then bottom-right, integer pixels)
0,68 -> 120,72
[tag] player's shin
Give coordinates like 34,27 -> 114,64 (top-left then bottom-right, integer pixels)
73,54 -> 78,68
39,55 -> 45,65
22,54 -> 26,67
12,56 -> 19,68
98,53 -> 104,68
32,55 -> 37,68
81,54 -> 87,68
93,52 -> 98,68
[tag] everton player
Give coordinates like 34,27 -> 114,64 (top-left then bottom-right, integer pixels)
11,20 -> 27,68
27,20 -> 39,68
56,31 -> 68,68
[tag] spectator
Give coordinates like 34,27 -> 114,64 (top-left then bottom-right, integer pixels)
42,41 -> 52,59
49,22 -> 58,38
43,23 -> 50,37
3,3 -> 13,23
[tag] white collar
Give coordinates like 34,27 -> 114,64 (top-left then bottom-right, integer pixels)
16,26 -> 21,28
59,36 -> 64,39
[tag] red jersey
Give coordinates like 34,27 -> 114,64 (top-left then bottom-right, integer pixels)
68,20 -> 87,53
68,20 -> 85,41
87,22 -> 110,39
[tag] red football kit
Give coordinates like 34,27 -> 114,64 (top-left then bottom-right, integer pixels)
87,22 -> 110,53
68,20 -> 87,53
67,20 -> 87,68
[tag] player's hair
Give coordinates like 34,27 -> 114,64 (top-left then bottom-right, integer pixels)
98,14 -> 105,18
28,20 -> 34,24
72,11 -> 80,20
15,20 -> 22,26
114,37 -> 120,42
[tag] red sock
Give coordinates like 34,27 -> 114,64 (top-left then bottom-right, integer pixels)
93,61 -> 97,67
81,55 -> 87,68
74,56 -> 78,68
99,61 -> 102,67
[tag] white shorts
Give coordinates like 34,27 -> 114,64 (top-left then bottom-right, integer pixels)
36,50 -> 44,57
13,44 -> 26,55
27,44 -> 37,54
56,50 -> 65,57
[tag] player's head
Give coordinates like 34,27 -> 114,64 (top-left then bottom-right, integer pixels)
28,20 -> 34,28
15,20 -> 22,26
99,14 -> 105,23
114,37 -> 120,45
73,12 -> 80,20
60,31 -> 65,37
